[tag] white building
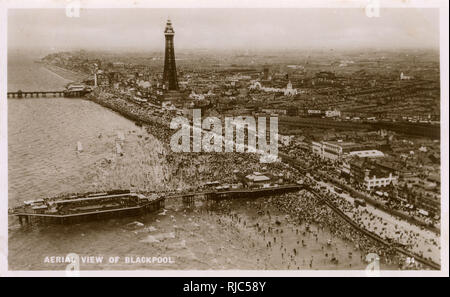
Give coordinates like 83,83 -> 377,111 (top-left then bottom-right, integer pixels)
308,110 -> 322,116
284,81 -> 298,96
279,135 -> 294,146
249,80 -> 299,96
312,141 -> 323,156
325,110 -> 341,118
348,150 -> 385,159
400,72 -> 412,80
312,141 -> 346,160
345,159 -> 399,191
363,173 -> 398,190
312,141 -> 366,160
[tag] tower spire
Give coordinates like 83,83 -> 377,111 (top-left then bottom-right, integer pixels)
163,19 -> 178,90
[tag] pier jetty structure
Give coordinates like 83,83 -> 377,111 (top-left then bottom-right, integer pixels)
9,190 -> 165,226
9,184 -> 302,226
7,83 -> 93,99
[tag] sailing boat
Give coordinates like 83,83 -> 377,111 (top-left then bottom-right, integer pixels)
116,142 -> 123,155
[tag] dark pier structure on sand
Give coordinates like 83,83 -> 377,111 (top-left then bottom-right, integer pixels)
171,184 -> 303,206
14,198 -> 166,226
10,185 -> 302,226
205,184 -> 302,200
9,191 -> 165,226
7,89 -> 91,99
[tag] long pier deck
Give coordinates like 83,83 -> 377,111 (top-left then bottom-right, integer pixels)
9,185 -> 301,225
168,184 -> 303,203
7,90 -> 88,98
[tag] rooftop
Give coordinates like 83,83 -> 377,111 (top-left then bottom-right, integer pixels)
349,150 -> 384,158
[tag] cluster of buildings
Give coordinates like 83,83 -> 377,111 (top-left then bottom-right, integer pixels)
249,80 -> 300,96
281,130 -> 440,217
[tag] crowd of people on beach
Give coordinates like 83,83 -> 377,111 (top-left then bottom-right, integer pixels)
275,191 -> 407,267
325,189 -> 440,264
203,192 -> 406,269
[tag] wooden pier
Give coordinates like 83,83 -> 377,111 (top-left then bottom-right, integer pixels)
7,90 -> 87,99
168,184 -> 303,202
10,186 -> 301,227
11,196 -> 165,226
206,184 -> 302,200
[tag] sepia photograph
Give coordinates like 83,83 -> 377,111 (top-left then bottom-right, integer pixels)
0,0 -> 448,280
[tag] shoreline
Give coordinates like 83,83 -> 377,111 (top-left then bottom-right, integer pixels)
86,90 -> 173,145
42,63 -> 89,83
41,65 -> 74,83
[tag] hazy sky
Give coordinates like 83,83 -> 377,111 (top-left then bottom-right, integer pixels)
8,8 -> 440,51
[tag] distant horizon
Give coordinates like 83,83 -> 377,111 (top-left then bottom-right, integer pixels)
8,45 -> 441,52
8,8 -> 440,52
7,47 -> 441,64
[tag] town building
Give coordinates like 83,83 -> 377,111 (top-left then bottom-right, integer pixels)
325,110 -> 341,118
348,150 -> 385,159
311,141 -> 364,160
244,172 -> 272,188
346,158 -> 399,190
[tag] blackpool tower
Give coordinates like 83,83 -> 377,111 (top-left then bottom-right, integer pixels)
163,19 -> 179,91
